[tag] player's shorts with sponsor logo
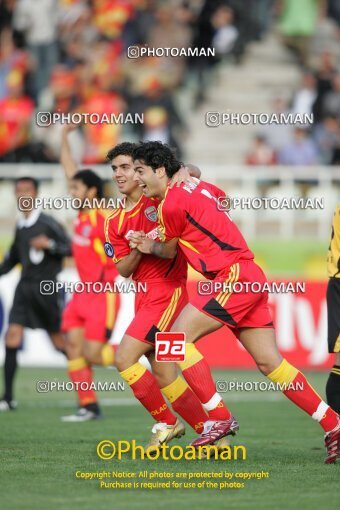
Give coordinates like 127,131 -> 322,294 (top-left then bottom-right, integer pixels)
62,289 -> 118,342
192,259 -> 273,336
126,279 -> 188,345
327,277 -> 340,353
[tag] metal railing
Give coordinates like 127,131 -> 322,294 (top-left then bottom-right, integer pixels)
1,164 -> 339,240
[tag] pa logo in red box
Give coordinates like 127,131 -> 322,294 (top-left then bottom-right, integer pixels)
155,332 -> 186,362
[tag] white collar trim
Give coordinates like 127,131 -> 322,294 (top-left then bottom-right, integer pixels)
17,208 -> 41,229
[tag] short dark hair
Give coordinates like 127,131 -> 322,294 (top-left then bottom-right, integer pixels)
15,176 -> 39,191
132,141 -> 182,178
72,169 -> 103,198
106,142 -> 137,161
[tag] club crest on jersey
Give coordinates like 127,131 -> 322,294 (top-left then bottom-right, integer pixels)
104,242 -> 114,258
144,206 -> 157,222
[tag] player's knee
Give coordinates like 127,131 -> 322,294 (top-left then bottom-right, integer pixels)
5,326 -> 22,348
65,336 -> 82,359
83,344 -> 99,364
257,360 -> 280,376
153,371 -> 172,388
151,359 -> 177,387
83,350 -> 94,364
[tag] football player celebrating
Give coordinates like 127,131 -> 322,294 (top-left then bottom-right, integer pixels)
130,140 -> 340,464
59,125 -> 119,422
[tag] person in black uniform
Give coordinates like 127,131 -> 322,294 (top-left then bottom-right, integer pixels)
0,176 -> 71,411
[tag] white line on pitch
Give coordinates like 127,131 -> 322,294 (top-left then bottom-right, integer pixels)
19,393 -> 282,409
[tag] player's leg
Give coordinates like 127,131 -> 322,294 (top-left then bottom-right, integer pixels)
326,352 -> 340,414
147,352 -> 208,434
49,332 -> 66,354
142,283 -> 215,434
325,277 -> 340,413
116,334 -> 179,424
238,327 -> 340,463
233,259 -> 339,463
238,327 -> 282,373
63,291 -> 118,421
60,293 -> 101,421
79,338 -> 115,418
81,292 -> 117,368
115,333 -> 186,454
176,262 -> 271,444
61,327 -> 101,421
69,290 -> 116,418
0,324 -> 23,411
116,282 -> 212,452
150,353 -> 230,452
36,282 -> 66,355
116,284 -> 185,427
0,280 -> 28,411
171,303 -> 236,428
83,341 -> 115,367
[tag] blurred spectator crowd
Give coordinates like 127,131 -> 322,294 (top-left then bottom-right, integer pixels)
246,52 -> 340,167
246,0 -> 340,167
1,0 -> 340,167
0,0 -> 271,164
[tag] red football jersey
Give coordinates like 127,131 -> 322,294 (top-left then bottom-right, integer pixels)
105,195 -> 187,283
158,179 -> 254,278
72,208 -> 118,283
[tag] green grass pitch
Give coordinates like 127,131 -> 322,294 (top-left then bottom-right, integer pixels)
0,367 -> 338,510
0,238 -> 328,277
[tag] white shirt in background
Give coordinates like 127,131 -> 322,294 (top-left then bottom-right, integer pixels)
13,0 -> 60,45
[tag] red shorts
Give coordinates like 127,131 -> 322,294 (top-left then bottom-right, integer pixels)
62,290 -> 118,342
126,280 -> 188,345
192,260 -> 273,336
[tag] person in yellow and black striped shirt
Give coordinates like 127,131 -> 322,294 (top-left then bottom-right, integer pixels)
326,204 -> 340,413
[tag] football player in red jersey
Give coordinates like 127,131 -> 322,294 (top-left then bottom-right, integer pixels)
105,142 -> 233,453
59,125 -> 119,422
130,141 -> 340,464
